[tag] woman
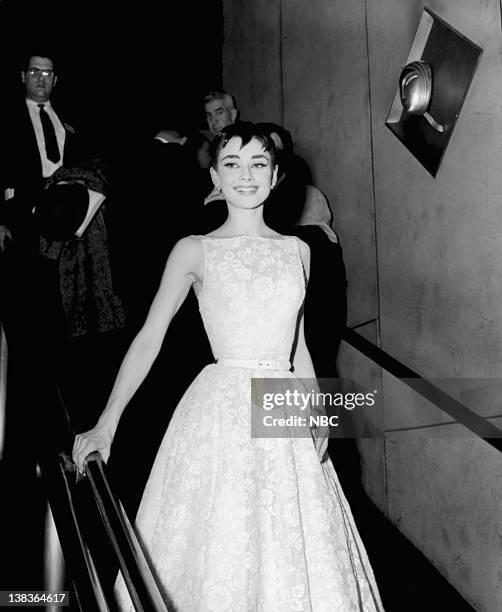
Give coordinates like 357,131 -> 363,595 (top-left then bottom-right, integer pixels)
73,122 -> 383,611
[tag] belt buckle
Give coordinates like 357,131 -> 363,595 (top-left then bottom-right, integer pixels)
257,359 -> 273,370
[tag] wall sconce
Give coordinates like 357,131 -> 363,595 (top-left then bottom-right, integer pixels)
399,60 -> 446,133
385,8 -> 482,177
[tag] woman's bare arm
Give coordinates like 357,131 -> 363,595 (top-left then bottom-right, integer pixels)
72,236 -> 203,470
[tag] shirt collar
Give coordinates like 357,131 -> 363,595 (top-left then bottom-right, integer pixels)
26,98 -> 53,110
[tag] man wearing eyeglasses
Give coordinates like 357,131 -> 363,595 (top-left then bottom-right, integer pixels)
0,53 -> 86,589
0,54 -> 81,252
0,53 -> 83,363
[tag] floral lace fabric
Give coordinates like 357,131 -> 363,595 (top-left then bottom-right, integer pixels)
115,236 -> 384,611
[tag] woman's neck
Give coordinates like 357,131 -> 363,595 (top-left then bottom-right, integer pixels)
211,206 -> 279,238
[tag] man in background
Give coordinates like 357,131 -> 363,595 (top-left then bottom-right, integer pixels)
0,50 -> 85,590
0,52 -> 81,251
203,90 -> 239,138
196,90 -> 240,171
194,90 -> 240,233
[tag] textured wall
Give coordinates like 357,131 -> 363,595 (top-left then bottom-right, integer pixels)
368,0 -> 502,378
281,1 -> 377,327
222,0 -> 283,124
386,432 -> 502,611
222,1 -> 502,609
366,2 -> 502,610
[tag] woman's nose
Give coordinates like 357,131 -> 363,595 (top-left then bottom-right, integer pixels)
240,166 -> 253,181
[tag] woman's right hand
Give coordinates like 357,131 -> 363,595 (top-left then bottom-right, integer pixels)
72,427 -> 113,475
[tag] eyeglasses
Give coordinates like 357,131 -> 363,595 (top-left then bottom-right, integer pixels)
25,67 -> 54,78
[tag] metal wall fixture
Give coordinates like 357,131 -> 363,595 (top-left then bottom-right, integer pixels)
399,60 -> 446,133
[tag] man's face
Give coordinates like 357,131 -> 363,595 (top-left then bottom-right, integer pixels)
205,99 -> 237,136
22,56 -> 56,103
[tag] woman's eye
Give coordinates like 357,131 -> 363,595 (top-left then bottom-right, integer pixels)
252,162 -> 267,168
223,162 -> 239,168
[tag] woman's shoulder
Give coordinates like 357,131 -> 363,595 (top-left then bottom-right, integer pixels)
285,235 -> 310,275
168,235 -> 205,262
176,234 -> 206,246
289,235 -> 310,258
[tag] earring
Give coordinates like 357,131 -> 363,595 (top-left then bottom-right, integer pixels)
216,186 -> 222,192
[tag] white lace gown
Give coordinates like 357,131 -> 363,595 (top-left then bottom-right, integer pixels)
116,236 -> 384,611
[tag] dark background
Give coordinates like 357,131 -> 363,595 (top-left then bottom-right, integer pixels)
0,0 -> 223,153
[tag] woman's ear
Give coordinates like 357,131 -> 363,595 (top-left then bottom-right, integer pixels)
271,165 -> 278,189
210,166 -> 220,189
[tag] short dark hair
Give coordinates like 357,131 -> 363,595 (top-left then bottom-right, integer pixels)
257,122 -> 294,157
22,51 -> 57,71
209,122 -> 277,168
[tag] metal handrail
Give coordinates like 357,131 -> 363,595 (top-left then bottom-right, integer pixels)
342,326 -> 502,452
0,325 -> 7,460
37,450 -> 110,611
36,385 -> 166,611
55,389 -> 166,610
83,452 -> 167,611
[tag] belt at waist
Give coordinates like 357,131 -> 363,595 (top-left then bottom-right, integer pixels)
217,357 -> 291,371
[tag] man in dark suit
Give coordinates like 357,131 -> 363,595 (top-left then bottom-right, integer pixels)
0,54 -> 81,250
0,52 -> 84,589
0,52 -> 82,342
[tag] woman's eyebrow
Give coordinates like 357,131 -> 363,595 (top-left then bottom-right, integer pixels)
220,153 -> 270,161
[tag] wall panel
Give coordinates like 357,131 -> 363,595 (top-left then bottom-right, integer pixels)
281,0 -> 378,327
222,0 -> 282,123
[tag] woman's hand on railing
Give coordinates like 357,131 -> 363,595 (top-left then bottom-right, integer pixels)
72,427 -> 112,475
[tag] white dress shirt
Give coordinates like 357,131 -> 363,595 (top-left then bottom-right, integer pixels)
26,98 -> 66,178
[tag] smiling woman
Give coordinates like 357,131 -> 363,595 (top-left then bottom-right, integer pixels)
209,122 -> 278,210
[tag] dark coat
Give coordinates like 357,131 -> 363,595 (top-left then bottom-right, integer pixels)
0,99 -> 82,249
292,225 -> 347,378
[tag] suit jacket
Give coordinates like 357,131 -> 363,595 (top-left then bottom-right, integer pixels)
0,99 -> 82,243
291,225 -> 347,378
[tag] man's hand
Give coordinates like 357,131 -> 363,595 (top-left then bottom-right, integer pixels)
0,225 -> 12,251
154,130 -> 187,145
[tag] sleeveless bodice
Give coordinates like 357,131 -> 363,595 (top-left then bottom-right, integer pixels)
198,236 -> 305,362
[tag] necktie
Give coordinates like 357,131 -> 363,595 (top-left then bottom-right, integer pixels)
38,104 -> 60,164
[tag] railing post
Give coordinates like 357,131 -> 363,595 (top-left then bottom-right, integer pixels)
0,324 -> 7,460
44,502 -> 65,612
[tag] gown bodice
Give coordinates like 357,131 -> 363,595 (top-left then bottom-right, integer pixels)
198,236 -> 305,362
